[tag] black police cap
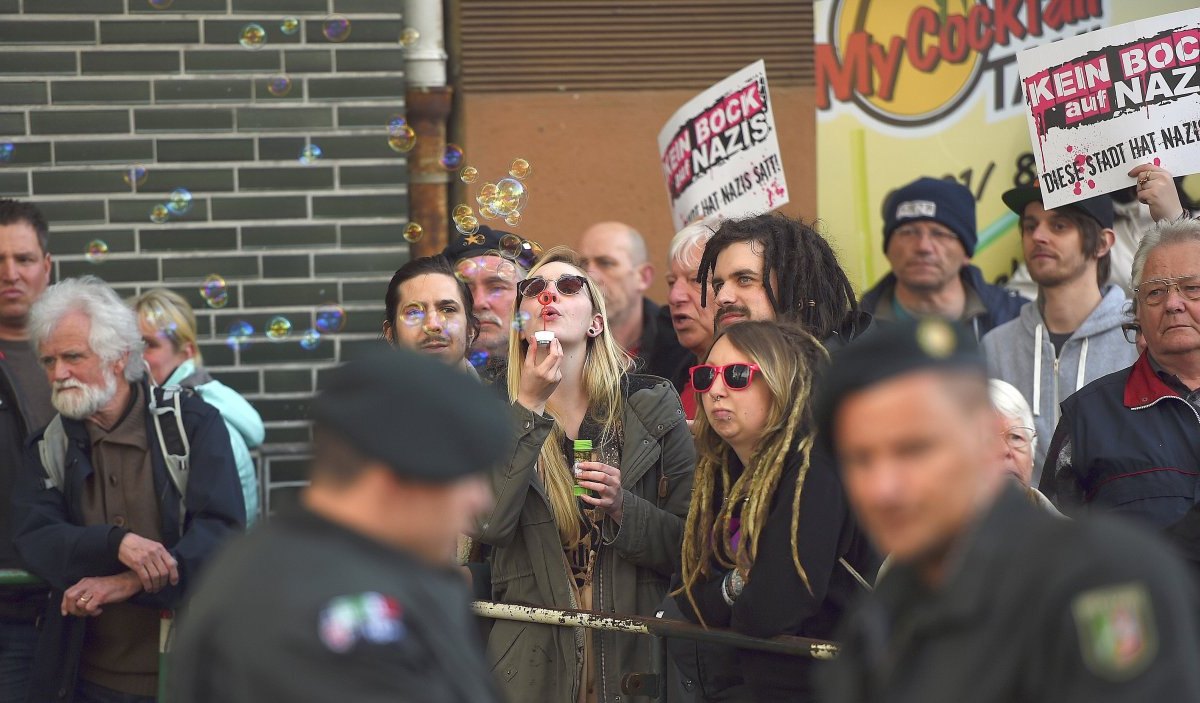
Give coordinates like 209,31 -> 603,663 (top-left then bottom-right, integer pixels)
441,224 -> 519,263
1001,186 -> 1115,229
311,343 -> 515,483
813,317 -> 986,445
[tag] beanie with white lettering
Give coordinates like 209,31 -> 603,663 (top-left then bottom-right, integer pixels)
882,177 -> 977,257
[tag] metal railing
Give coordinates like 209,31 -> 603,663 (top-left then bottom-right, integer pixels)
473,601 -> 838,702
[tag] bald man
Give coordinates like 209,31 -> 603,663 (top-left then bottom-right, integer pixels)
578,221 -> 688,379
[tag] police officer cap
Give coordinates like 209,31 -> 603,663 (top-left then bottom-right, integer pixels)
441,224 -> 518,263
814,317 -> 986,443
311,344 -> 514,483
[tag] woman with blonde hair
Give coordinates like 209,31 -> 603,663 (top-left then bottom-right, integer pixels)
129,288 -> 264,524
477,246 -> 694,703
673,321 -> 877,701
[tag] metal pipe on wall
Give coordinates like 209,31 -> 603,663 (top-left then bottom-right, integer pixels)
404,0 -> 453,257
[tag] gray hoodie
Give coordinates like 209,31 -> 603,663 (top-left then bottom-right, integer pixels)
981,285 -> 1137,483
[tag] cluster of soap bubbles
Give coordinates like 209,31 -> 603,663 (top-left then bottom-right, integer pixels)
200,274 -> 229,309
223,304 -> 345,352
148,188 -> 193,224
387,115 -> 415,154
463,158 -> 532,228
239,14 -> 350,52
498,233 -> 543,269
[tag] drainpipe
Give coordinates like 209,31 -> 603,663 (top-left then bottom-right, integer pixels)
404,0 -> 452,257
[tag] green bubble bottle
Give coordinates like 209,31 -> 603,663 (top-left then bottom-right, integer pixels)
573,439 -> 593,497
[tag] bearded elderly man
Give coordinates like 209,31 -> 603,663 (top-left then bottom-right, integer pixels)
1042,219 -> 1200,534
11,276 -> 244,703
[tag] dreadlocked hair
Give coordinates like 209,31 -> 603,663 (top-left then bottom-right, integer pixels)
675,321 -> 829,627
505,246 -> 633,546
697,214 -> 859,341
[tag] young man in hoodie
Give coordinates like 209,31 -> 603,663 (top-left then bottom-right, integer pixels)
981,189 -> 1135,481
860,177 -> 1027,339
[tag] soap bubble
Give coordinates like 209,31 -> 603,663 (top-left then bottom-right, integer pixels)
478,203 -> 499,220
299,144 -> 322,165
504,211 -> 522,227
167,188 -> 192,215
387,124 -> 416,153
454,258 -> 479,283
315,304 -> 346,333
440,144 -> 465,171
403,222 -> 423,243
476,182 -> 498,207
266,316 -> 292,340
239,23 -> 267,50
150,204 -> 170,224
493,178 -> 527,216
267,74 -> 292,97
280,17 -> 300,35
459,166 -> 478,184
322,15 -> 351,42
123,165 -> 148,187
299,329 -> 322,350
516,240 -> 543,270
512,311 -> 532,333
400,308 -> 425,327
452,204 -> 473,220
499,233 -> 523,260
85,240 -> 108,263
226,321 -> 253,351
454,215 -> 479,236
200,274 -> 227,308
148,0 -> 172,8
400,27 -> 420,47
0,143 -> 12,162
509,158 -> 532,180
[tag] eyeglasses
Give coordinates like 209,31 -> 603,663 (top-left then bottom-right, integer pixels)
517,274 -> 587,299
1133,275 -> 1200,307
690,363 -> 761,393
999,426 -> 1036,451
1121,322 -> 1140,345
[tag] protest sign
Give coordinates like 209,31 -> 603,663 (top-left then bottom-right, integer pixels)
658,60 -> 788,231
1018,7 -> 1200,209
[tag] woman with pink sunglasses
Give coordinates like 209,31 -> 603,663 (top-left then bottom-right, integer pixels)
672,321 -> 878,702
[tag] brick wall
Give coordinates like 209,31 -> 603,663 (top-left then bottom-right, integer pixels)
0,0 -> 412,501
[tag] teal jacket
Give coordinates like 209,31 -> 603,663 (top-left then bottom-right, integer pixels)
167,360 -> 264,525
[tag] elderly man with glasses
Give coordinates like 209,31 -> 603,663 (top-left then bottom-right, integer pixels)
1041,219 -> 1200,535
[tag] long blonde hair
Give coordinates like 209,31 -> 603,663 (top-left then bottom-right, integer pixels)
678,322 -> 828,623
505,246 -> 632,545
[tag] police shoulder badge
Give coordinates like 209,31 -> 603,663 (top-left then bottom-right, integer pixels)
1071,582 -> 1157,680
319,592 -> 406,653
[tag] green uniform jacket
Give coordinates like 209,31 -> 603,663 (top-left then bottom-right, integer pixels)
818,485 -> 1200,702
170,507 -> 499,703
479,375 -> 695,703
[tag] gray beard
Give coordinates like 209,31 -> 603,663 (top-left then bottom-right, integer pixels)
52,370 -> 118,420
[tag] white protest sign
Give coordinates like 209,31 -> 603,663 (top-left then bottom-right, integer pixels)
1017,8 -> 1200,209
658,60 -> 788,231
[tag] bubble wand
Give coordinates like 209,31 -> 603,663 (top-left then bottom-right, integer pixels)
534,290 -> 555,363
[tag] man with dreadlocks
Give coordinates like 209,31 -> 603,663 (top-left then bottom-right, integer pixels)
669,321 -> 878,701
698,213 -> 872,350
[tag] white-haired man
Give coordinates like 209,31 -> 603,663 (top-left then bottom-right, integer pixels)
1042,219 -> 1200,537
664,218 -> 719,419
12,276 -> 244,703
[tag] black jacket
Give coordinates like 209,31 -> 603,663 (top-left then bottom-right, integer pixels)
673,441 -> 878,701
818,485 -> 1200,702
859,265 -> 1026,340
0,351 -> 49,621
636,298 -> 692,382
1040,352 -> 1200,530
171,507 -> 501,703
12,381 -> 245,702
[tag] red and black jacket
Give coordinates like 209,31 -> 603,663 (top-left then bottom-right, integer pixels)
1040,352 -> 1200,528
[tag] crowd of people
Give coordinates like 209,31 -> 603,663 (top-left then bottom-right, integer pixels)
1,156 -> 1199,703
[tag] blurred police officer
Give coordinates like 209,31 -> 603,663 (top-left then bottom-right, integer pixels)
170,345 -> 513,703
815,318 -> 1200,702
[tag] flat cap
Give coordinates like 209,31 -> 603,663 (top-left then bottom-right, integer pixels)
814,317 -> 986,444
441,224 -> 519,263
311,343 -> 514,483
